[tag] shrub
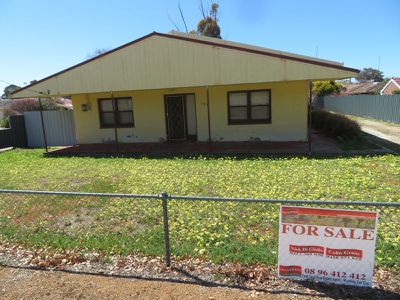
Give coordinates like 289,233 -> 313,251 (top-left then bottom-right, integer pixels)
0,117 -> 9,128
312,110 -> 360,140
2,98 -> 64,118
393,90 -> 400,95
312,81 -> 342,97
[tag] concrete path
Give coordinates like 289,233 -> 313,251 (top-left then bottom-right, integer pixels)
0,147 -> 13,153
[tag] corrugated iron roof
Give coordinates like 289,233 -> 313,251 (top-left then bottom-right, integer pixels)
341,81 -> 381,95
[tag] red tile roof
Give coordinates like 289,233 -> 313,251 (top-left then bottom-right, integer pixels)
341,81 -> 380,95
393,77 -> 400,85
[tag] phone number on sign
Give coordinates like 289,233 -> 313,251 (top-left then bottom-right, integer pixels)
304,268 -> 366,281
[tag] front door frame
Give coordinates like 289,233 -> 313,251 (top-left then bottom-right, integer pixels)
164,93 -> 197,141
164,94 -> 187,141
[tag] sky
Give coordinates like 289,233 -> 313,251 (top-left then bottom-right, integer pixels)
1,0 -> 399,93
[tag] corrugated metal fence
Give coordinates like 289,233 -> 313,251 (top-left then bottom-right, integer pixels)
0,115 -> 28,149
24,110 -> 76,147
318,95 -> 400,124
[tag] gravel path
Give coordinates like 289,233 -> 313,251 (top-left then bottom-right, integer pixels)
0,267 -> 286,300
0,241 -> 399,299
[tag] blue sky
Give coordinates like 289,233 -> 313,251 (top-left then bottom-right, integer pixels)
1,0 -> 399,92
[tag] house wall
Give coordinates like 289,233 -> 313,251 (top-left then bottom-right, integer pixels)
381,81 -> 400,95
71,80 -> 309,144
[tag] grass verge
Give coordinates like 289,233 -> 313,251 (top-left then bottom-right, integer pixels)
0,149 -> 399,268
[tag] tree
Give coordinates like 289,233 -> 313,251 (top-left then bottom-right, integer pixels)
374,78 -> 390,95
2,84 -> 21,99
313,81 -> 342,97
87,48 -> 109,59
169,1 -> 222,39
197,2 -> 221,38
356,68 -> 384,82
393,90 -> 400,95
3,98 -> 64,118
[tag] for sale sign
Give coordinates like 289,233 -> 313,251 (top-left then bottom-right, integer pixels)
278,206 -> 378,287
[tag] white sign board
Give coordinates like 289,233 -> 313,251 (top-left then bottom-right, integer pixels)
278,206 -> 378,287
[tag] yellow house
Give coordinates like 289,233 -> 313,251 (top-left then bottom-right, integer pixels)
12,32 -> 359,149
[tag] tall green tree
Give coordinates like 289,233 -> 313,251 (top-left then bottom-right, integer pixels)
356,68 -> 384,82
2,84 -> 21,99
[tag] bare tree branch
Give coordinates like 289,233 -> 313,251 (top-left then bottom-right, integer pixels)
178,1 -> 188,33
198,0 -> 206,18
167,11 -> 181,32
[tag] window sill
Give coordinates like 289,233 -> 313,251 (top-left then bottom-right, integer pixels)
228,120 -> 271,125
100,125 -> 135,129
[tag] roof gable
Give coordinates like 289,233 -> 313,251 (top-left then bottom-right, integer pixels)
392,77 -> 400,86
380,78 -> 400,94
12,32 -> 359,98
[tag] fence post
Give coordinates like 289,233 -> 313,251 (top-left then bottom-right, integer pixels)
160,191 -> 171,267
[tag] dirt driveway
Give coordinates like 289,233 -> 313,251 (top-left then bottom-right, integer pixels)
0,266 -> 304,300
352,116 -> 400,145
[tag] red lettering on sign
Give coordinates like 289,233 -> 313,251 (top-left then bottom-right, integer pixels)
279,265 -> 302,276
282,224 -> 320,236
362,229 -> 374,240
308,225 -> 318,236
326,247 -> 363,259
289,244 -> 324,255
293,225 -> 306,235
325,227 -> 334,237
323,227 -> 375,240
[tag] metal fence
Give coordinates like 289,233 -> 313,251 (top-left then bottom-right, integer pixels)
24,110 -> 76,147
315,95 -> 400,124
0,189 -> 399,272
0,115 -> 27,149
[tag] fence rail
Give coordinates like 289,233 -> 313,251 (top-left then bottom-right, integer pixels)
0,189 -> 399,271
315,94 -> 400,124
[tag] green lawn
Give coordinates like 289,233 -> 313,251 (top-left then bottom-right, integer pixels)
0,149 -> 399,267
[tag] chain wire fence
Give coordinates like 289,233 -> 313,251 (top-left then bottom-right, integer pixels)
0,189 -> 399,277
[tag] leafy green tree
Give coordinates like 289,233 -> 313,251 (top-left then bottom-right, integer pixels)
313,81 -> 342,97
356,68 -> 384,82
393,90 -> 400,95
2,84 -> 21,99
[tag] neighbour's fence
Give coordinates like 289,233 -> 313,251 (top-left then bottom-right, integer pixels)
24,110 -> 76,147
0,189 -> 398,270
0,115 -> 27,149
314,95 -> 400,124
